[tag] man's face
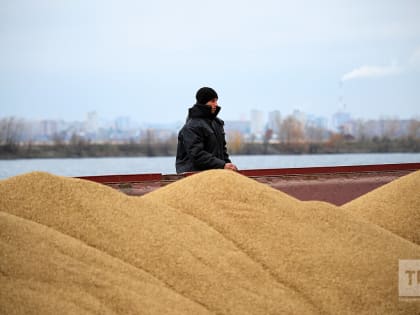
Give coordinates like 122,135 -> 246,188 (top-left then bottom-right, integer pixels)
206,98 -> 218,113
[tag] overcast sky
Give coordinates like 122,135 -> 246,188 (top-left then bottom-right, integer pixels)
1,0 -> 419,123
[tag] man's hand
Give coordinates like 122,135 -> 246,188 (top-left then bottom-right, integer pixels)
224,163 -> 238,171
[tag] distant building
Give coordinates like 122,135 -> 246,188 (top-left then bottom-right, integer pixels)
85,111 -> 98,133
115,116 -> 131,131
359,118 -> 410,139
40,120 -> 58,136
250,110 -> 265,138
267,110 -> 281,135
292,109 -> 306,125
306,114 -> 328,129
332,110 -> 351,132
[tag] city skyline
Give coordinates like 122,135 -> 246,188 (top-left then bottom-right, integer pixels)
2,105 -> 418,161
4,107 -> 418,138
2,100 -> 419,126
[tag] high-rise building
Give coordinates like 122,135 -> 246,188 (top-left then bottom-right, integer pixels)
85,111 -> 98,133
332,111 -> 352,133
268,110 -> 281,135
292,109 -> 307,125
40,120 -> 58,136
115,116 -> 131,131
250,109 -> 265,137
306,114 -> 328,129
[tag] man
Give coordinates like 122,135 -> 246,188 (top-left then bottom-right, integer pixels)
176,87 -> 238,174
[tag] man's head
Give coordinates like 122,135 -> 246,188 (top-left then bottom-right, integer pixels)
196,87 -> 218,113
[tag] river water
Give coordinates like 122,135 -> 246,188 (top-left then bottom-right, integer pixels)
0,153 -> 419,179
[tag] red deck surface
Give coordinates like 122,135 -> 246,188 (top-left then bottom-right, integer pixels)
77,162 -> 420,206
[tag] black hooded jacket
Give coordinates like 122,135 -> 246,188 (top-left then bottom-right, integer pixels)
176,104 -> 231,174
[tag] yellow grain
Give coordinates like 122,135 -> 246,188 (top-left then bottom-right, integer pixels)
0,170 -> 419,314
342,170 -> 420,245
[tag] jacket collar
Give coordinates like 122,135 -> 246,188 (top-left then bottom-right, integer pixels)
188,103 -> 221,120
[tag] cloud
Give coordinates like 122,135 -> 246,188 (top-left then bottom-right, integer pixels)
341,63 -> 403,81
342,45 -> 420,82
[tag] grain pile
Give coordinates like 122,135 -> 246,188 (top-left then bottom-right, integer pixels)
0,211 -> 209,315
342,170 -> 420,245
1,170 -> 420,314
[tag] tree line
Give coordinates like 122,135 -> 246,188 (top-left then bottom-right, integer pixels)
226,115 -> 420,154
1,116 -> 420,159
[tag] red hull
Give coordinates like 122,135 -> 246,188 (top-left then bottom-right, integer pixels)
77,162 -> 420,206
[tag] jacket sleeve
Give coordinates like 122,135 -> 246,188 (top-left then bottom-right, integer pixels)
182,124 -> 226,169
222,132 -> 231,163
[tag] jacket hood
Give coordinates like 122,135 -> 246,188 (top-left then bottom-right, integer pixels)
188,103 -> 221,120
